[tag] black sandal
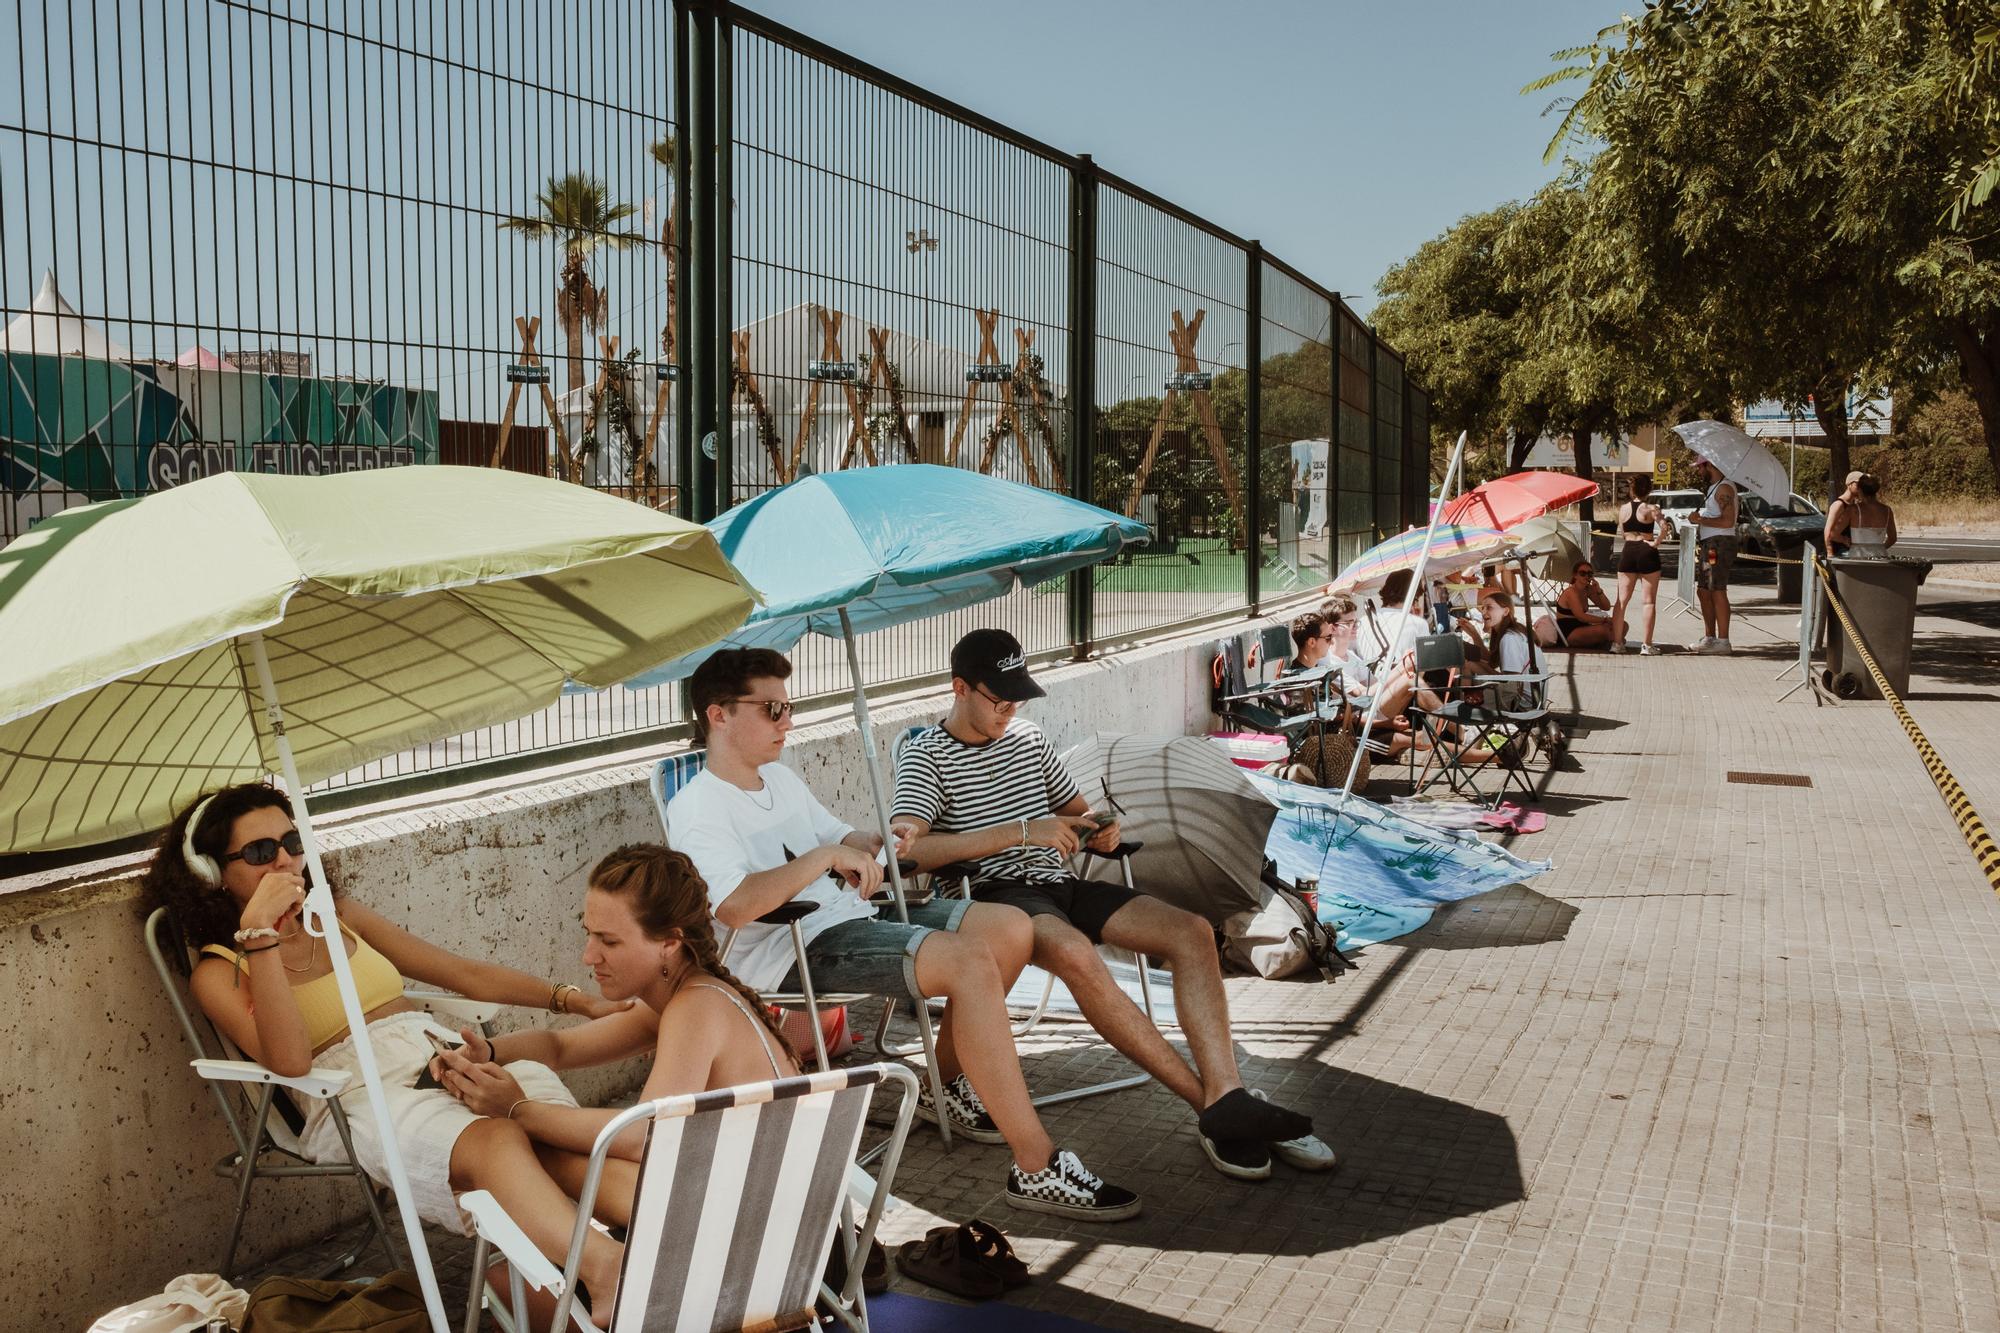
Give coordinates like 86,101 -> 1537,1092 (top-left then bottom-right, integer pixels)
895,1226 -> 1004,1300
958,1219 -> 1030,1290
823,1236 -> 890,1297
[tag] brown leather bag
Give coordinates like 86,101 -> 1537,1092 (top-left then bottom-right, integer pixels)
240,1272 -> 426,1333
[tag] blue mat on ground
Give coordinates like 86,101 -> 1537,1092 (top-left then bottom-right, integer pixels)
1245,773 -> 1554,948
867,1291 -> 1114,1331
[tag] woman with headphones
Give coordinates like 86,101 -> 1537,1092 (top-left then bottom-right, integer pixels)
147,781 -> 633,1322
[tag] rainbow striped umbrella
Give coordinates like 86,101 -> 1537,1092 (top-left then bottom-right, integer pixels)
1326,523 -> 1512,594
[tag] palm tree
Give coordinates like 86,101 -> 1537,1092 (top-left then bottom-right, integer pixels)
650,137 -> 678,364
499,173 -> 646,473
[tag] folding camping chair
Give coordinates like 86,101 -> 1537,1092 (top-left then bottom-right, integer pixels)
890,725 -> 1160,1109
145,907 -> 510,1280
648,753 -> 955,1149
462,1063 -> 919,1333
1211,629 -> 1315,753
1404,633 -> 1521,809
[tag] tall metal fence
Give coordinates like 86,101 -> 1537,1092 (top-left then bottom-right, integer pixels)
0,0 -> 1431,795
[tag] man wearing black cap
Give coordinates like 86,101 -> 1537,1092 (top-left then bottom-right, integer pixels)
895,629 -> 1334,1182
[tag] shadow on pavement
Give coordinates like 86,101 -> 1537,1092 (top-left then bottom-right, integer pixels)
1911,630 -> 2000,687
994,1066 -> 1525,1272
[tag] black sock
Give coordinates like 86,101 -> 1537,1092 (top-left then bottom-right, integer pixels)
1199,1088 -> 1312,1143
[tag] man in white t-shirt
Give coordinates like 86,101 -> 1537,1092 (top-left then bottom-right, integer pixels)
666,647 -> 1141,1222
895,629 -> 1335,1184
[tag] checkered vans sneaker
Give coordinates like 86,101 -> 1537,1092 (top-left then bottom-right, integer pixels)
913,1073 -> 1006,1144
1006,1148 -> 1142,1222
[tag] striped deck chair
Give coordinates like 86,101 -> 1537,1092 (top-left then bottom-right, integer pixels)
461,1063 -> 918,1333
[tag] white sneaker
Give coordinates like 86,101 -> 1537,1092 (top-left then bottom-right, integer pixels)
1639,643 -> 1663,656
1696,638 -> 1733,656
1690,636 -> 1715,652
1608,641 -> 1630,654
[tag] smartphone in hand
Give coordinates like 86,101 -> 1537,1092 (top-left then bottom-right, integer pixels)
411,1029 -> 462,1091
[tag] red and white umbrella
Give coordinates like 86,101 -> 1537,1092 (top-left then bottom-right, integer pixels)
1439,471 -> 1599,531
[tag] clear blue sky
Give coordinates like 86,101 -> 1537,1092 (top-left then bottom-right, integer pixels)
755,0 -> 1629,316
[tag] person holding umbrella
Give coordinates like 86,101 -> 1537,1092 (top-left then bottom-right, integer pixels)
147,783 -> 634,1323
895,630 -> 1333,1182
1689,457 -> 1740,654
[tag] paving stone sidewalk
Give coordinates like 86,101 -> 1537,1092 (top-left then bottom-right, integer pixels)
266,583 -> 2000,1332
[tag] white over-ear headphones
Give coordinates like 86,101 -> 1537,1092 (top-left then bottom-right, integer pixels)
181,793 -> 223,887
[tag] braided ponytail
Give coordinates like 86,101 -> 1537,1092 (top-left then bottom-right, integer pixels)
587,843 -> 802,1070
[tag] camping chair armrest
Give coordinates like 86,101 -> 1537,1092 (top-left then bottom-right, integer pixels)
927,861 -> 980,888
191,1057 -> 350,1101
1470,671 -> 1550,685
407,990 -> 527,1026
460,1189 -> 568,1296
758,901 -> 818,926
1082,840 -> 1145,861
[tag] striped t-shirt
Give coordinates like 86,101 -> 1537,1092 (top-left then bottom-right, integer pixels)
893,719 -> 1082,885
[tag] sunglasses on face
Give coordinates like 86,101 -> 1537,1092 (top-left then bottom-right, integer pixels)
729,698 -> 793,723
223,830 -> 305,867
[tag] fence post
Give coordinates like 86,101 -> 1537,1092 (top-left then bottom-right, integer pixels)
685,0 -> 720,522
673,0 -> 695,520
712,2 -> 735,519
1066,153 -> 1099,658
1245,242 -> 1263,616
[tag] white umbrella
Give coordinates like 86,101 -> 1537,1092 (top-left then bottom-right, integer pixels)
1672,419 -> 1792,504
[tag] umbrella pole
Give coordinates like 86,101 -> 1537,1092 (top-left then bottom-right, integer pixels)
837,608 -> 952,1149
247,633 -> 452,1333
1340,431 -> 1469,801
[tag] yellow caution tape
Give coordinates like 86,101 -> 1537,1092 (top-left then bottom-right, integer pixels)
1813,553 -> 2000,896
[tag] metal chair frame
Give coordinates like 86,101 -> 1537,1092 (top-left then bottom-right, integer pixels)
462,1064 -> 919,1333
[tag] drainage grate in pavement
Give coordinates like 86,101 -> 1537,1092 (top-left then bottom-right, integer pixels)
1726,770 -> 1814,788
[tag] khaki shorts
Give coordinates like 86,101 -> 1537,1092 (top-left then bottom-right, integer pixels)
1695,535 -> 1737,590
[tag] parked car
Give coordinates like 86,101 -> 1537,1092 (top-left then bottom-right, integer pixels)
1737,491 -> 1824,556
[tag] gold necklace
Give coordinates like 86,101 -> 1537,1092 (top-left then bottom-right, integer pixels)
281,929 -> 321,975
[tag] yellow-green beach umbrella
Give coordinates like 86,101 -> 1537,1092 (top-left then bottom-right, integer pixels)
0,465 -> 756,1330
0,465 -> 755,852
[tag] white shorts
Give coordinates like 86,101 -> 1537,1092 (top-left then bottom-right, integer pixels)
298,1010 -> 577,1234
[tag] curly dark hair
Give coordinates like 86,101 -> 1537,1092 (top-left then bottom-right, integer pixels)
588,843 -> 801,1069
144,782 -> 310,972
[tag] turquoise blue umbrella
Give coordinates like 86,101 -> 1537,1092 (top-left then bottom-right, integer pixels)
624,464 -> 1151,682
619,464 -> 1148,1142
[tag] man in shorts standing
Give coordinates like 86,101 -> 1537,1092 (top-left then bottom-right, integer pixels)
668,648 -> 1141,1221
895,629 -> 1335,1182
1690,457 -> 1739,654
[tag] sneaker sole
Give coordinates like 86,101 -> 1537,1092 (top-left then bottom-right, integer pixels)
1006,1190 -> 1143,1222
912,1100 -> 1008,1145
1198,1134 -> 1273,1181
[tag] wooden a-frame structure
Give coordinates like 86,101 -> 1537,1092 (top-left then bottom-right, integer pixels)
1122,307 -> 1245,544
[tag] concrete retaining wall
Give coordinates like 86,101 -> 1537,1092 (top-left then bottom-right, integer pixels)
6,626 -> 1219,1327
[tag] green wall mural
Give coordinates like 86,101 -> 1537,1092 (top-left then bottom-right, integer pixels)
1,352 -> 439,540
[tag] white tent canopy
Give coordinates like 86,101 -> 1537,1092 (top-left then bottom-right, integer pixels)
1,271 -> 133,360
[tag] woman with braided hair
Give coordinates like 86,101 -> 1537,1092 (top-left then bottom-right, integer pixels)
433,843 -> 802,1225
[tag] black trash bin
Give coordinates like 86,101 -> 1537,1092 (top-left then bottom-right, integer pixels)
1822,557 -> 1932,699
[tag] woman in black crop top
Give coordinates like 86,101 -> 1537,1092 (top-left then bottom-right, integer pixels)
1610,476 -> 1666,654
